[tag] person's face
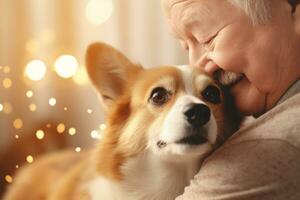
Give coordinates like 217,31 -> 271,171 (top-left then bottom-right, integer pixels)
163,0 -> 300,116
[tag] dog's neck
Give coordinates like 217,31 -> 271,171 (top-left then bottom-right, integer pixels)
88,150 -> 201,200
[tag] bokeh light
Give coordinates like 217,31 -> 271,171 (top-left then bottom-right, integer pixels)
72,66 -> 89,85
68,127 -> 76,136
87,109 -> 92,114
26,90 -> 34,98
49,97 -> 57,106
57,123 -> 65,133
5,175 -> 13,183
25,60 -> 47,81
2,102 -> 12,114
100,123 -> 106,130
54,55 -> 78,78
90,130 -> 100,139
26,155 -> 34,163
29,104 -> 37,112
13,118 -> 23,130
86,0 -> 113,25
36,130 -> 45,140
2,78 -> 12,89
75,147 -> 81,152
15,135 -> 19,139
0,103 -> 3,112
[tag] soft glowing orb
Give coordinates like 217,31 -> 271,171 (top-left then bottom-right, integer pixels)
29,104 -> 37,112
46,123 -> 52,128
3,102 -> 12,114
25,60 -> 46,81
72,66 -> 89,85
63,107 -> 68,111
0,103 -> 3,112
100,123 -> 106,131
15,165 -> 19,169
91,130 -> 102,139
68,128 -> 76,135
13,118 -> 23,130
49,97 -> 56,106
57,123 -> 65,133
3,78 -> 12,89
54,55 -> 78,78
26,90 -> 34,98
26,155 -> 34,163
15,135 -> 19,139
36,130 -> 45,140
75,147 -> 81,152
87,109 -> 92,114
85,0 -> 113,25
5,175 -> 13,183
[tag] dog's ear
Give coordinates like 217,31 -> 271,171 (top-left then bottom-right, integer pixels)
86,42 -> 141,110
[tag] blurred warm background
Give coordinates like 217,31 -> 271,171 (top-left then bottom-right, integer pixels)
0,0 -> 187,196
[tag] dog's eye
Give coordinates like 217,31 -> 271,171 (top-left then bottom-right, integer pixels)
201,85 -> 221,104
149,87 -> 170,106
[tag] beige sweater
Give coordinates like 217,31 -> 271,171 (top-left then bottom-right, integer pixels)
177,80 -> 300,200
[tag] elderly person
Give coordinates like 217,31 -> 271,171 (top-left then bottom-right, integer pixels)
161,0 -> 300,199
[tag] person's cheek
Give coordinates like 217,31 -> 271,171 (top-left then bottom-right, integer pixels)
209,32 -> 248,74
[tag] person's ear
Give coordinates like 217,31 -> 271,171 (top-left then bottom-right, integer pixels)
85,42 -> 141,112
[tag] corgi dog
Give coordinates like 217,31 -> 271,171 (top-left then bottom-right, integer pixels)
3,42 -> 241,200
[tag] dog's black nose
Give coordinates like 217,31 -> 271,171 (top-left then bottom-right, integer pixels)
184,103 -> 211,127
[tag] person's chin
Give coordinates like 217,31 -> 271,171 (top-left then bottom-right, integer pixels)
230,77 -> 266,116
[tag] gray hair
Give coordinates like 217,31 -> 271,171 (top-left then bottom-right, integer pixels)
228,0 -> 272,24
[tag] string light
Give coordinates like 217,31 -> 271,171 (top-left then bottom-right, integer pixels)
13,118 -> 23,130
86,0 -> 113,25
36,130 -> 45,140
57,123 -> 65,133
54,55 -> 78,78
25,60 -> 46,81
49,97 -> 56,106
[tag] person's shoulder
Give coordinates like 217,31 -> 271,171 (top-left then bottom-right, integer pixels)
226,93 -> 300,149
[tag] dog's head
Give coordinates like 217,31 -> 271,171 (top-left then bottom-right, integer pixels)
86,42 -> 241,180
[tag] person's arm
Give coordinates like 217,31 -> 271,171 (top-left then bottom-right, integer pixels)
176,140 -> 300,200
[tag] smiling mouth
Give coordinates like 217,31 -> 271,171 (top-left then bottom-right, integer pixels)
214,70 -> 245,87
176,134 -> 208,145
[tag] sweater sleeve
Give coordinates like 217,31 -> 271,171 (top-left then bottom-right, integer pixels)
176,140 -> 300,200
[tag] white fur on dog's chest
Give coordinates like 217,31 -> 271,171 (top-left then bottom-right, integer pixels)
88,152 -> 200,200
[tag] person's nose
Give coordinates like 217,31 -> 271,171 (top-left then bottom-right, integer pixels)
189,46 -> 219,76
